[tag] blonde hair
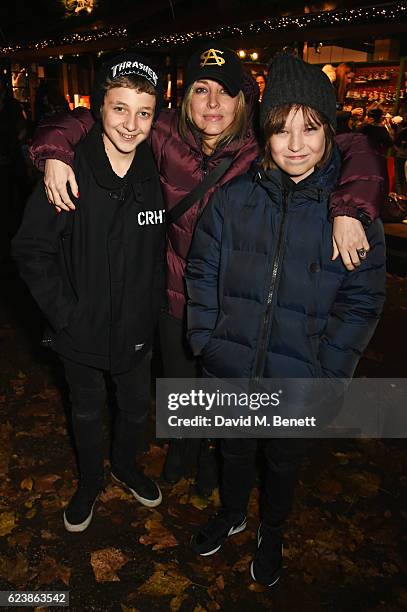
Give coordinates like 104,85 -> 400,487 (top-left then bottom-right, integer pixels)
179,84 -> 247,150
262,103 -> 335,171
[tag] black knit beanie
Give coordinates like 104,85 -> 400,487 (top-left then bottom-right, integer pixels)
91,53 -> 163,120
261,53 -> 337,128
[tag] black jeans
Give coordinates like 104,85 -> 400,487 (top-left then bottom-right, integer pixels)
221,437 -> 312,533
158,310 -> 202,468
62,353 -> 151,485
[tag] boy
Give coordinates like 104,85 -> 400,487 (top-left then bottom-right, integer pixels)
185,54 -> 386,585
12,53 -> 166,532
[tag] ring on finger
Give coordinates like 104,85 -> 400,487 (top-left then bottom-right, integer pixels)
356,247 -> 367,259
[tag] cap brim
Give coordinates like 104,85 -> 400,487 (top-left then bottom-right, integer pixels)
190,70 -> 240,97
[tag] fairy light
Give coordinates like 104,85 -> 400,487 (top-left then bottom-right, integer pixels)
238,50 -> 246,58
1,2 -> 406,56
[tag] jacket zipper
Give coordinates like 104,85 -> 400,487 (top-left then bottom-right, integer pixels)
253,188 -> 289,381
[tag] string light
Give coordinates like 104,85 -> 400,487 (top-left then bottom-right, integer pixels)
1,2 -> 406,56
238,50 -> 246,58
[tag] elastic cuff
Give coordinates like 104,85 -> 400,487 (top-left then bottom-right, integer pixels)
330,207 -> 372,227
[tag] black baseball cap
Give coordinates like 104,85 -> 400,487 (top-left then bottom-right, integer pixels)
184,45 -> 244,97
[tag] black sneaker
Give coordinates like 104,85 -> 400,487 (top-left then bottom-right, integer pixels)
250,524 -> 283,586
191,510 -> 247,556
63,483 -> 101,533
111,469 -> 162,508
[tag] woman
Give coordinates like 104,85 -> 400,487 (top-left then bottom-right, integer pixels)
29,45 -> 384,495
185,53 -> 386,586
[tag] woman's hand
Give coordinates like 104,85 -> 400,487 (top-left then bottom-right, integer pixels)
44,159 -> 79,212
332,216 -> 370,271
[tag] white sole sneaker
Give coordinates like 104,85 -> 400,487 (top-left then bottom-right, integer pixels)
196,517 -> 247,557
111,473 -> 162,508
250,561 -> 281,587
63,499 -> 96,533
250,524 -> 283,586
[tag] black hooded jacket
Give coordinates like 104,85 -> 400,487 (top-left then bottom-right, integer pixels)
12,122 -> 166,373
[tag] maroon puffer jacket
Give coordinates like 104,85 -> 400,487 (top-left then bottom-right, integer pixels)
150,108 -> 259,318
29,103 -> 386,321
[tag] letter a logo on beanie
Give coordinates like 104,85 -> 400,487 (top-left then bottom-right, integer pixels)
200,49 -> 225,67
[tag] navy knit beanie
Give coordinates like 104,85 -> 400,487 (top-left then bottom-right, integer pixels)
261,53 -> 337,128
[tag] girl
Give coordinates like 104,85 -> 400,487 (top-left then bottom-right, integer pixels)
29,46 -> 384,496
185,53 -> 386,585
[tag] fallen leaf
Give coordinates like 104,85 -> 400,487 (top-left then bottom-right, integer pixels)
168,478 -> 193,498
231,530 -> 252,546
382,561 -> 399,574
0,511 -> 17,536
346,472 -> 381,498
187,493 -> 210,511
20,477 -> 34,491
138,562 -> 191,597
139,516 -> 178,551
207,582 -> 223,604
317,480 -> 343,498
215,575 -> 225,590
36,387 -> 61,401
100,484 -> 133,503
170,594 -> 188,611
0,553 -> 29,585
37,556 -> 71,587
41,530 -> 57,541
21,403 -> 52,417
8,531 -> 32,549
40,495 -> 64,515
232,554 -> 252,573
90,547 -> 129,582
248,581 -> 268,592
139,445 -> 166,478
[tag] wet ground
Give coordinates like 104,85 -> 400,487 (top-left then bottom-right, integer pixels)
0,264 -> 406,612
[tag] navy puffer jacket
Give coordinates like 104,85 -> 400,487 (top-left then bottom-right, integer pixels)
185,147 -> 386,381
